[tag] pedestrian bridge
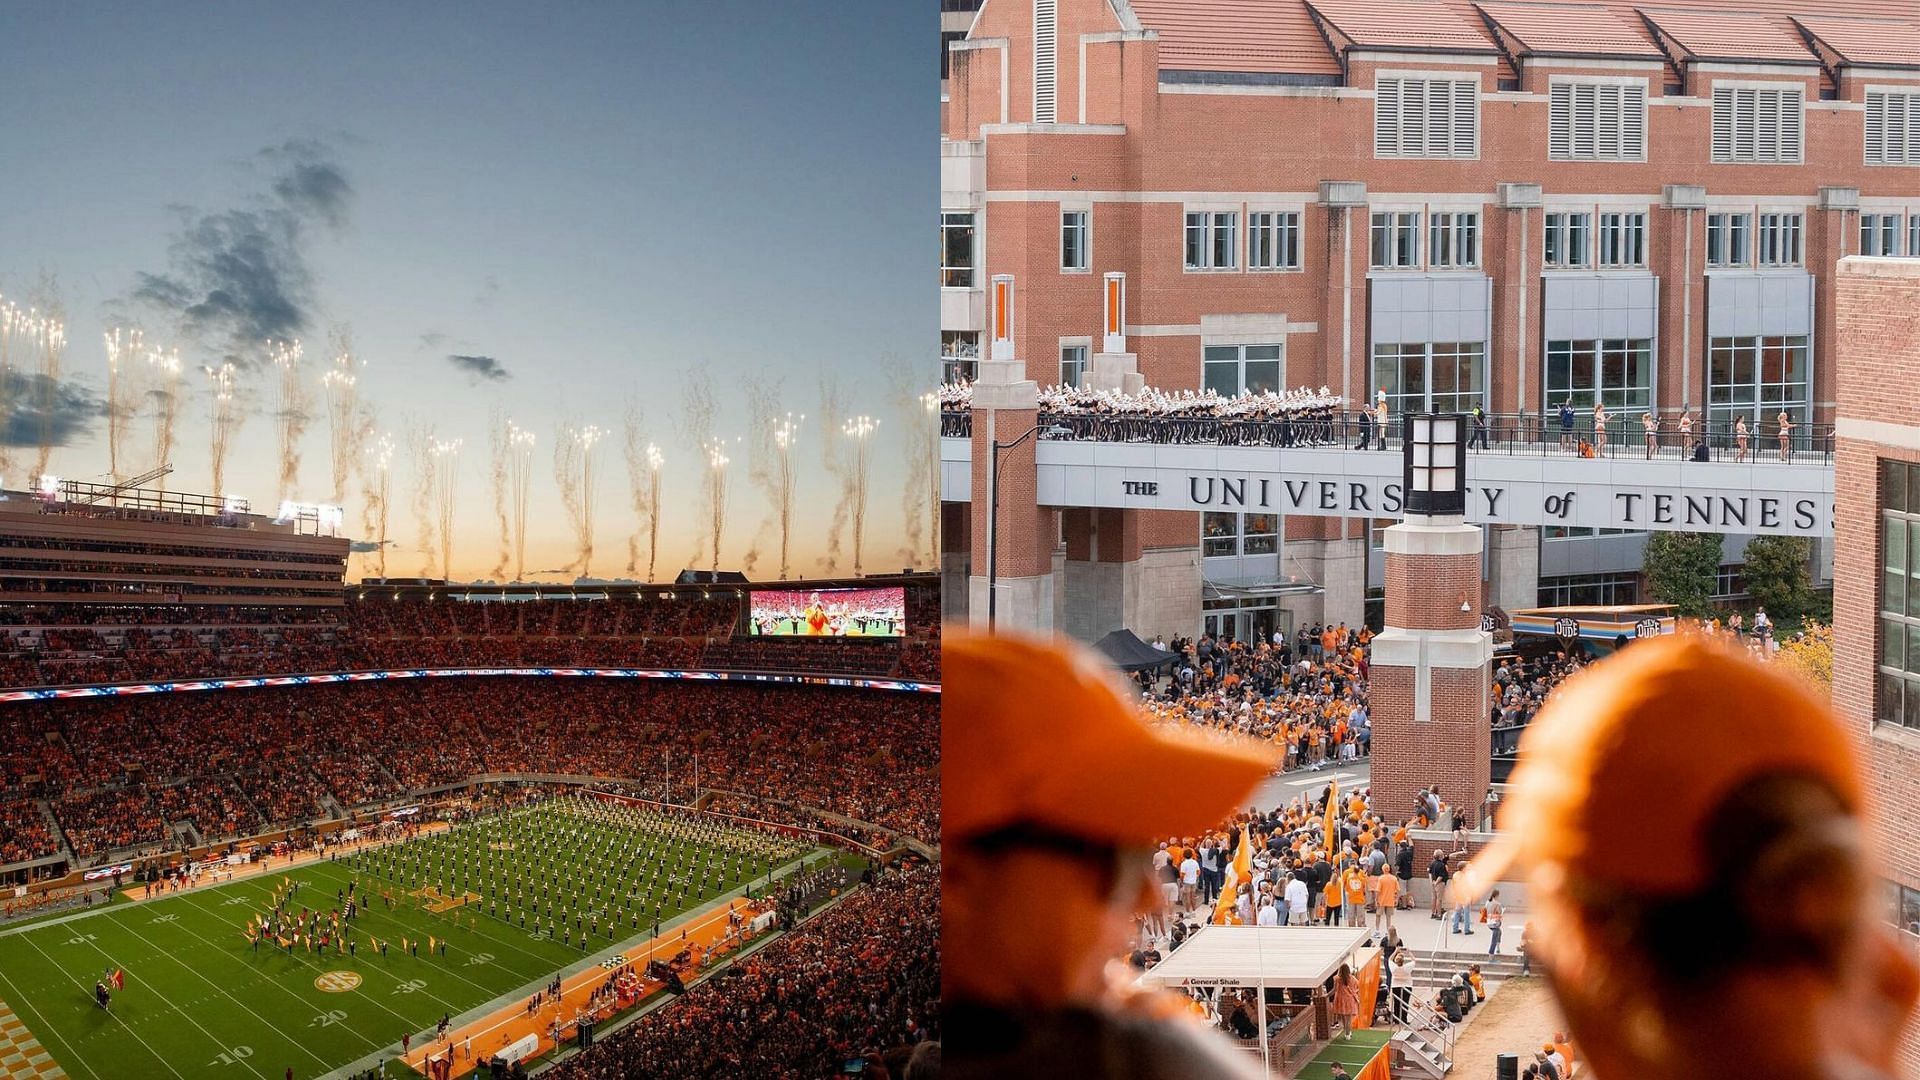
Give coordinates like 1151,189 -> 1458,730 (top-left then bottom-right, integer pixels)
938,416 -> 1836,538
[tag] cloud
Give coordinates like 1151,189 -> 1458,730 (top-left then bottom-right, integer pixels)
448,354 -> 510,383
128,139 -> 352,366
0,372 -> 105,449
418,331 -> 448,350
349,539 -> 385,553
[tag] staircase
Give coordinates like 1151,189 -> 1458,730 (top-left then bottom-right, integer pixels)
1389,1001 -> 1458,1077
1406,948 -> 1526,991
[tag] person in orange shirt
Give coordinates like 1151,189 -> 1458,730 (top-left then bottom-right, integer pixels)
1372,867 -> 1398,932
1342,864 -> 1367,927
1452,636 -> 1918,1080
1322,870 -> 1344,926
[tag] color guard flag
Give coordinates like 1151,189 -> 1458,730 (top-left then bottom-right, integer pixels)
110,969 -> 124,990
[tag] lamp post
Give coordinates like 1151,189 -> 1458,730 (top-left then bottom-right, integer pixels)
986,422 -> 1067,631
1403,412 -> 1468,517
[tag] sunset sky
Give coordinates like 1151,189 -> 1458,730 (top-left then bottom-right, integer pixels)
0,2 -> 932,583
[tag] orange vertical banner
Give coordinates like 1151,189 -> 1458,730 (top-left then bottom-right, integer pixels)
1353,949 -> 1382,1030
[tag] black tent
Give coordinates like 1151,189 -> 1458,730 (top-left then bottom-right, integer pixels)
1092,628 -> 1180,672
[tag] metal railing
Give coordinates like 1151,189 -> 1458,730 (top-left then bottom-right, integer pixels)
940,408 -> 1837,465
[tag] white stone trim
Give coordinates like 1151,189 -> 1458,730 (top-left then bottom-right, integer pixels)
1370,627 -> 1493,671
1838,417 -> 1920,452
1383,522 -> 1485,556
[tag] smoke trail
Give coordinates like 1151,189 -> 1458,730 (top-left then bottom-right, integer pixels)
433,436 -> 462,582
555,421 -> 604,578
408,423 -> 437,577
676,370 -> 718,570
509,421 -> 533,582
270,338 -> 310,502
30,295 -> 65,483
843,415 -> 878,577
323,328 -> 361,504
146,345 -> 182,488
887,360 -> 939,569
206,363 -> 240,496
0,296 -> 19,479
621,400 -> 653,577
103,327 -> 145,482
816,373 -> 855,575
742,385 -> 776,577
365,431 -> 394,579
705,437 -> 736,574
488,410 -> 510,581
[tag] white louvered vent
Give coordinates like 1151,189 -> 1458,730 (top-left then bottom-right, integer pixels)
1712,84 -> 1803,163
1866,90 -> 1920,165
1549,81 -> 1646,160
1375,76 -> 1479,158
1033,0 -> 1057,124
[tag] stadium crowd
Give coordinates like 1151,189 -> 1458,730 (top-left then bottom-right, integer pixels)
0,679 -> 938,869
547,862 -> 939,1080
0,584 -> 941,691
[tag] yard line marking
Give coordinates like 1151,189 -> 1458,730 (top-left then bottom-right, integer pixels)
97,908 -> 336,1073
15,931 -> 188,1080
0,972 -> 89,1080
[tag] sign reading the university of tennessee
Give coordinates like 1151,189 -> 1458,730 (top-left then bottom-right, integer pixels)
1015,442 -> 1837,538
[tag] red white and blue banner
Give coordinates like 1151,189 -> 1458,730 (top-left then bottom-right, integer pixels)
0,666 -> 939,704
83,862 -> 132,881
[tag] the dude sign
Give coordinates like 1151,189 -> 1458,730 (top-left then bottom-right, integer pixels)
1028,441 -> 1835,538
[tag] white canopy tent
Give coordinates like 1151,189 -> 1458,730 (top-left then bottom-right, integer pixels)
1138,925 -> 1372,1075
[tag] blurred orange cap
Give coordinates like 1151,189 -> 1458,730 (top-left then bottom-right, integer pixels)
1457,633 -> 1864,900
945,630 -> 1276,846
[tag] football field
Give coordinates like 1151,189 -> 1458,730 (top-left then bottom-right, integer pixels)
0,798 -> 827,1080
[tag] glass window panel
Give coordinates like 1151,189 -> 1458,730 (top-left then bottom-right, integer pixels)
1890,461 -> 1909,513
1889,517 -> 1908,573
1885,618 -> 1904,668
1880,671 -> 1904,725
1204,363 -> 1240,398
1906,679 -> 1920,729
1245,361 -> 1281,395
1908,465 -> 1920,517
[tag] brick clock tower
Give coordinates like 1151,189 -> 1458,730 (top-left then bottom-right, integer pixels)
1369,415 -> 1494,829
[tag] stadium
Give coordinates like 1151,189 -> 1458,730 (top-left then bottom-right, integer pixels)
0,481 -> 941,1080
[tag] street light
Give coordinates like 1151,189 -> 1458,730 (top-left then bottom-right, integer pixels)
1403,413 -> 1468,518
986,421 -> 1069,631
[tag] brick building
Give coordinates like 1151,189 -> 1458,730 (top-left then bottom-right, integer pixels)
940,0 -> 1920,639
1831,255 -> 1920,1074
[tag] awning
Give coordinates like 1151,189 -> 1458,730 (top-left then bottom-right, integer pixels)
1091,628 -> 1180,672
1137,925 -> 1370,990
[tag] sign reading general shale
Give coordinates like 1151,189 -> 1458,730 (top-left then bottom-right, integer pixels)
1022,441 -> 1836,538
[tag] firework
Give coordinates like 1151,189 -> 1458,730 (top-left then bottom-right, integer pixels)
677,371 -> 718,569
146,345 -> 182,487
206,363 -> 240,497
103,327 -> 145,482
621,402 -> 655,579
645,443 -> 663,583
432,436 -> 462,581
771,412 -> 803,579
705,436 -> 738,574
367,432 -> 395,578
843,416 -> 878,577
0,297 -> 21,478
489,413 -> 535,582
920,391 -> 940,566
556,422 -> 604,578
270,339 -> 309,503
30,307 -> 64,484
322,332 -> 361,503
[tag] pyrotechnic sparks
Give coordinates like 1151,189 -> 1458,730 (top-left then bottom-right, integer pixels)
269,339 -> 309,503
432,436 -> 462,581
0,297 -> 23,477
367,432 -> 395,578
490,413 -> 536,582
843,415 -> 878,577
146,345 -> 181,487
206,363 -> 239,497
103,327 -> 145,482
556,422 -> 604,578
919,391 -> 940,567
621,402 -> 656,580
645,442 -> 663,582
322,333 -> 361,503
771,412 -> 803,579
29,306 -> 65,484
677,370 -> 719,569
705,436 -> 739,573
816,374 -> 852,574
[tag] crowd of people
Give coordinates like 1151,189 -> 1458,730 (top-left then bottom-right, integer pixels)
0,585 -> 942,691
938,380 -> 1350,445
0,678 -> 938,869
547,862 -> 939,1080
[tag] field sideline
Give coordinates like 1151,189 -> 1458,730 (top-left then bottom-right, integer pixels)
0,803 -> 828,1080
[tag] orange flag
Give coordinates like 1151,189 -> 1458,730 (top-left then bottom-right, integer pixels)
1323,777 -> 1339,856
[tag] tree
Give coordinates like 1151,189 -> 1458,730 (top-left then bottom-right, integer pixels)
1742,535 -> 1816,628
1642,531 -> 1722,618
1774,621 -> 1833,690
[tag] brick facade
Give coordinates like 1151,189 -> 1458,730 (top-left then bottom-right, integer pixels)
1830,256 -> 1920,1074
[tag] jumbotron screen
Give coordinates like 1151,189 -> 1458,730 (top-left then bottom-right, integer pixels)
748,587 -> 906,637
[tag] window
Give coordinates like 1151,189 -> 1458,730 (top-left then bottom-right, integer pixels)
1059,344 -> 1088,388
1428,211 -> 1479,268
1202,343 -> 1283,398
941,211 -> 976,288
1543,212 -> 1591,268
941,330 -> 979,384
1889,881 -> 1920,939
1548,80 -> 1647,160
1185,211 -> 1238,270
1757,213 -> 1802,266
1912,217 -> 1920,260
1248,211 -> 1302,271
1061,209 -> 1089,271
1542,526 -> 1638,540
1879,460 -> 1920,732
1865,90 -> 1920,166
1862,213 -> 1903,257
1371,341 -> 1485,415
1375,76 -> 1479,158
1711,84 -> 1804,163
1597,212 -> 1646,267
1707,335 -> 1810,428
1713,564 -> 1748,600
1707,212 -> 1751,267
1544,339 -> 1653,415
1370,211 -> 1420,269
1203,512 -> 1279,558
1538,573 -> 1638,607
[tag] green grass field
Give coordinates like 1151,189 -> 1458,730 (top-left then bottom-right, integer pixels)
0,797 -> 826,1080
